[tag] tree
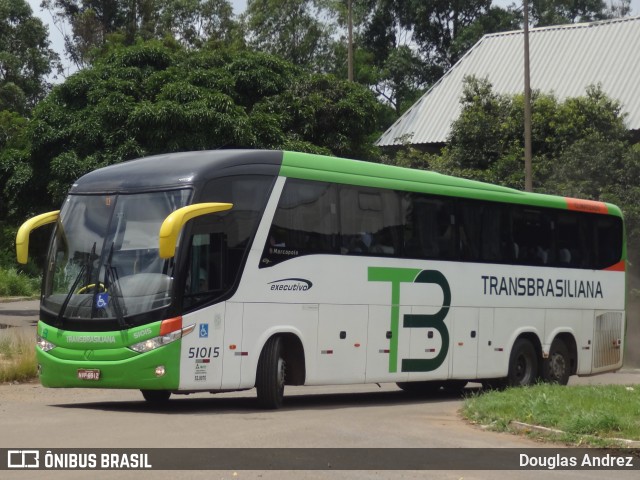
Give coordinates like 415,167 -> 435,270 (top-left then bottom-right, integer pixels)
244,0 -> 333,69
449,5 -> 521,62
353,1 -> 521,115
21,41 -> 381,211
530,0 -> 619,27
441,78 -> 630,190
0,0 -> 60,113
403,0 -> 493,68
41,0 -> 239,68
0,111 -> 31,218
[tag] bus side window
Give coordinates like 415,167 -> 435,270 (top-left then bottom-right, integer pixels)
403,194 -> 457,261
593,215 -> 623,269
260,180 -> 339,267
511,208 -> 554,266
556,212 -> 581,267
339,186 -> 402,256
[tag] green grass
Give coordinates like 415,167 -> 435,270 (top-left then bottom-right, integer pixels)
0,267 -> 40,297
0,328 -> 37,383
462,383 -> 640,447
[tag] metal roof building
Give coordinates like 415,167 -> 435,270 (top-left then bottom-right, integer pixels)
376,16 -> 640,148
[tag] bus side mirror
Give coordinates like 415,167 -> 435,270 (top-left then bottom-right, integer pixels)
158,203 -> 233,259
16,210 -> 60,264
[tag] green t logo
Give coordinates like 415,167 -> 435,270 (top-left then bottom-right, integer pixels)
368,267 -> 451,373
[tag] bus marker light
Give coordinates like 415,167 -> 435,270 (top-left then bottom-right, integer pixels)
229,344 -> 237,350
354,343 -> 361,348
160,317 -> 183,335
234,352 -> 248,356
155,366 -> 166,377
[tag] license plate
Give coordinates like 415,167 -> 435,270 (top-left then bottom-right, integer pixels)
77,369 -> 100,381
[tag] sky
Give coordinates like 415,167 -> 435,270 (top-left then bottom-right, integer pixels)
26,0 -> 639,80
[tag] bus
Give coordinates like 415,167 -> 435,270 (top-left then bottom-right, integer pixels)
17,150 -> 626,408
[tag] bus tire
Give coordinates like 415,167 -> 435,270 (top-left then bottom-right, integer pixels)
256,336 -> 286,409
507,338 -> 538,387
141,389 -> 171,403
396,381 -> 443,394
442,380 -> 468,394
542,338 -> 570,385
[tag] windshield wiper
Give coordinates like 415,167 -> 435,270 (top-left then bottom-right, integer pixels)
100,242 -> 128,328
55,242 -> 97,327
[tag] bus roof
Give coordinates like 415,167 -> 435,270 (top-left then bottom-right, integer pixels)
69,149 -> 622,218
69,150 -> 281,194
281,151 -> 623,218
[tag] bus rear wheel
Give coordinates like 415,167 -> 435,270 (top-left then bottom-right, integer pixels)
507,338 -> 538,387
542,338 -> 571,385
256,336 -> 286,409
141,390 -> 171,403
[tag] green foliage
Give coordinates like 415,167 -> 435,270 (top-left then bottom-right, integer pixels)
0,267 -> 39,297
0,112 -> 32,218
244,0 -> 333,69
530,0 -> 621,27
19,41 -> 382,210
42,0 -> 240,68
462,384 -> 640,446
439,78 -> 631,191
0,329 -> 38,383
0,0 -> 60,113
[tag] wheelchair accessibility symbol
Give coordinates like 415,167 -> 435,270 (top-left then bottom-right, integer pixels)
199,323 -> 209,338
95,293 -> 109,309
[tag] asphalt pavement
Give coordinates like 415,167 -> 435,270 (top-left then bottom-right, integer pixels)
0,298 -> 39,328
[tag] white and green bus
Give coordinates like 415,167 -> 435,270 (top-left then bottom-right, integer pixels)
17,150 -> 626,408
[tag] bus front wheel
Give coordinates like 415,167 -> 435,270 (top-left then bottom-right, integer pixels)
542,338 -> 570,385
507,338 -> 538,387
256,336 -> 286,409
141,389 -> 171,403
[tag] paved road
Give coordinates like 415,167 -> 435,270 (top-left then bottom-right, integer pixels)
0,298 -> 39,328
1,299 -> 639,480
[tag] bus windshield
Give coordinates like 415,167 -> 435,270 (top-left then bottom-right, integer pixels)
42,190 -> 191,322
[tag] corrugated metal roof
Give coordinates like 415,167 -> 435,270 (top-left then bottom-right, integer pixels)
377,16 -> 640,147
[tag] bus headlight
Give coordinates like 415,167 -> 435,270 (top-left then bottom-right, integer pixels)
36,335 -> 56,352
129,323 -> 195,353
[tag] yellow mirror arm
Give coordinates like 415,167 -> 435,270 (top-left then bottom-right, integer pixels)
158,203 -> 233,259
16,210 -> 60,264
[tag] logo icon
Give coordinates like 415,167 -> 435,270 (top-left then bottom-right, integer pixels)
95,293 -> 109,309
7,450 -> 39,468
199,324 -> 209,338
368,267 -> 451,373
268,278 -> 313,292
